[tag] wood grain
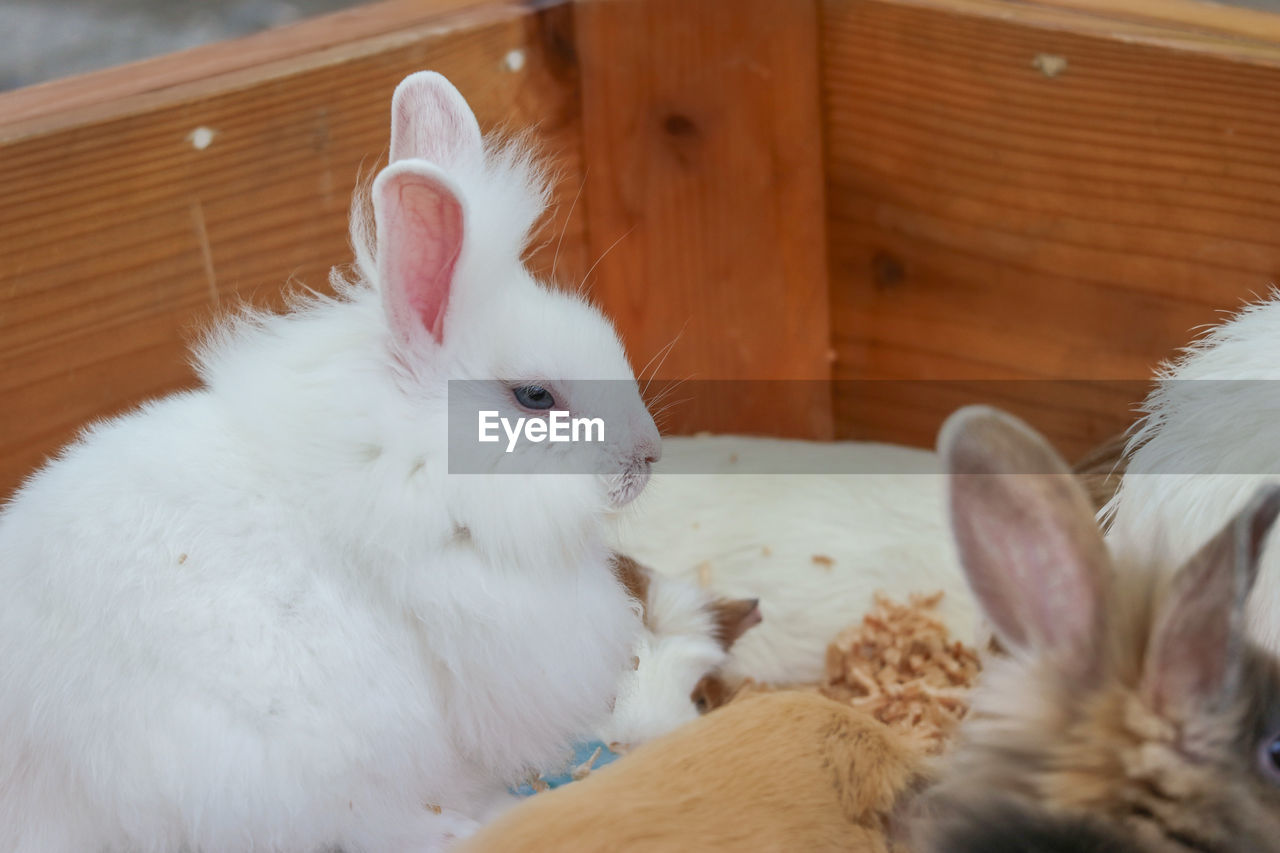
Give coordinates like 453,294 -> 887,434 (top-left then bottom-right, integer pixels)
573,0 -> 834,439
0,0 -> 523,138
11,0 -> 1280,495
823,0 -> 1280,458
0,0 -> 588,498
879,0 -> 1280,67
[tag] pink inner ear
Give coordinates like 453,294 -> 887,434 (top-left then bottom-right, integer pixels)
378,173 -> 464,347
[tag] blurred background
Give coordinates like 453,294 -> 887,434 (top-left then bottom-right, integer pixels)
0,0 -> 366,91
3,0 -> 1280,91
4,0 -> 1280,486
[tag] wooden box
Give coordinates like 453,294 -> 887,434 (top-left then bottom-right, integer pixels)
4,0 -> 1280,496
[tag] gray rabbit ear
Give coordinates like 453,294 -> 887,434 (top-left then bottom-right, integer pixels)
389,71 -> 483,169
1143,485 -> 1280,717
939,407 -> 1109,682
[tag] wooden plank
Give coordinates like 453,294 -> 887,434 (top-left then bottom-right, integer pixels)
573,0 -> 834,440
1030,0 -> 1280,40
0,0 -> 588,499
0,0 -> 519,138
822,0 -> 1280,458
877,0 -> 1280,67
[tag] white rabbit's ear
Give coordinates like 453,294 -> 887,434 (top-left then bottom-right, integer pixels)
1143,485 -> 1280,717
940,407 -> 1108,681
372,161 -> 466,348
389,71 -> 483,169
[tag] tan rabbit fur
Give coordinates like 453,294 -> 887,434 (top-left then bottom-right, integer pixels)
459,690 -> 929,852
914,406 -> 1280,853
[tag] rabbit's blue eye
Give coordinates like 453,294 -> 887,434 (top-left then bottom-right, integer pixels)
1257,734 -> 1280,783
513,385 -> 555,410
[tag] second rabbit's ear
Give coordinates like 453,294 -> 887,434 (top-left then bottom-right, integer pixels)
373,161 -> 466,348
1143,485 -> 1280,718
940,406 -> 1109,682
389,71 -> 483,169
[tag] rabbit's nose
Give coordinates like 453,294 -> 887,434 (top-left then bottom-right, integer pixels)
641,439 -> 661,466
633,424 -> 662,465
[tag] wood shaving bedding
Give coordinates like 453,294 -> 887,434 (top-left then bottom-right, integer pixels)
695,561 -> 713,589
520,771 -> 551,793
733,592 -> 981,754
571,745 -> 604,781
515,742 -> 624,794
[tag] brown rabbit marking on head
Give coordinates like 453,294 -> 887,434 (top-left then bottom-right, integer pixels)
916,406 -> 1280,853
610,552 -> 760,717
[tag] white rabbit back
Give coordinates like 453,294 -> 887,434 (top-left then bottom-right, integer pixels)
612,435 -> 977,685
1107,294 -> 1280,655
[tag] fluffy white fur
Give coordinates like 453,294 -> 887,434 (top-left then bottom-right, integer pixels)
595,571 -> 735,747
0,73 -> 655,852
1107,292 -> 1280,654
611,435 -> 978,685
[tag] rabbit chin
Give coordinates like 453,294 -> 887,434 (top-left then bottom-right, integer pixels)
607,459 -> 652,508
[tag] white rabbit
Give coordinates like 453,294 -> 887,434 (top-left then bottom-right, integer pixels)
0,71 -> 659,853
611,435 -> 979,686
596,555 -> 760,749
1107,292 -> 1280,655
503,557 -> 761,792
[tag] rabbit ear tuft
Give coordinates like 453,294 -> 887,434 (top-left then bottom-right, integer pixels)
389,71 -> 483,170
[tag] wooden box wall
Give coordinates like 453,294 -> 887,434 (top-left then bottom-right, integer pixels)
3,0 -> 1279,496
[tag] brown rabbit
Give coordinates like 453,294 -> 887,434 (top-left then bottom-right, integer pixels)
911,406 -> 1280,853
457,690 -> 929,852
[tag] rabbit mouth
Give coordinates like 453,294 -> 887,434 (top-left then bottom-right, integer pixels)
608,460 -> 652,507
